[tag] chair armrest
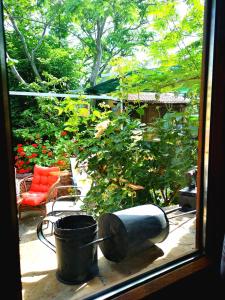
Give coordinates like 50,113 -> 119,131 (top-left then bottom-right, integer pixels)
49,185 -> 82,200
18,175 -> 33,193
48,184 -> 83,212
55,185 -> 82,192
50,193 -> 85,215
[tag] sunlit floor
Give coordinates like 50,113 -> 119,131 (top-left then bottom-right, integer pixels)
19,206 -> 196,300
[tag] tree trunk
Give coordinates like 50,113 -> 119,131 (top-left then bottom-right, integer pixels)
6,52 -> 28,86
3,3 -> 47,82
89,18 -> 106,87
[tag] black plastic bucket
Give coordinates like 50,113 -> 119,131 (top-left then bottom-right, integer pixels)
98,204 -> 169,262
37,215 -> 98,284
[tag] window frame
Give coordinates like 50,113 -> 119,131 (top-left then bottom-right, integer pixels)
0,1 -> 22,299
0,0 -> 224,299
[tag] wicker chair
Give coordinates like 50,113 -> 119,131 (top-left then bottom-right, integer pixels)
17,165 -> 60,220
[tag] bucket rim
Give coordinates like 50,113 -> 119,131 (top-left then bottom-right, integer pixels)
55,214 -> 97,231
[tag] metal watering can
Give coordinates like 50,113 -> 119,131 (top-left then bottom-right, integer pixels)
97,204 -> 169,262
37,204 -> 169,283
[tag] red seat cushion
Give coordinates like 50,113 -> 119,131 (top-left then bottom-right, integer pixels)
21,192 -> 47,206
20,165 -> 60,206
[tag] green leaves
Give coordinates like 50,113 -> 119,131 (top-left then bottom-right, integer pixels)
59,94 -> 198,217
5,0 -> 204,98
8,0 -> 202,216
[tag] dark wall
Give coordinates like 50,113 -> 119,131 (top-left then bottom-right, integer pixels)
144,267 -> 224,299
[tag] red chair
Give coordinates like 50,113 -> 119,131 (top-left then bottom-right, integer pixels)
17,165 -> 60,220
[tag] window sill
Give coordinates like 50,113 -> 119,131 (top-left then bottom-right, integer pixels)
107,255 -> 211,300
20,207 -> 203,300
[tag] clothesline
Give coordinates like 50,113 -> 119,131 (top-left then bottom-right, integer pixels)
9,91 -> 120,101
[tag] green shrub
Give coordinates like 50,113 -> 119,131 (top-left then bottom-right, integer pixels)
60,98 -> 198,218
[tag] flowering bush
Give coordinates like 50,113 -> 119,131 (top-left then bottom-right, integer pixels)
14,131 -> 75,174
59,98 -> 198,218
14,144 -> 33,174
12,94 -> 78,174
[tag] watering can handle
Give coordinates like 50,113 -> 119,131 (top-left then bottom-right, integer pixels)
80,236 -> 111,248
37,216 -> 59,253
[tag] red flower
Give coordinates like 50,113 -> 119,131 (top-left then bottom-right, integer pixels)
32,144 -> 38,148
19,168 -> 30,174
61,131 -> 67,136
17,147 -> 24,153
15,160 -> 25,167
56,160 -> 65,166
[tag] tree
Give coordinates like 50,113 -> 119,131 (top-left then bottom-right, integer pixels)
56,0 -> 155,87
85,0 -> 204,98
4,0 -> 155,90
139,0 -> 204,95
4,0 -> 81,91
4,0 -> 204,95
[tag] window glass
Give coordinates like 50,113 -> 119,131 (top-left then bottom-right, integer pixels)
4,0 -> 206,298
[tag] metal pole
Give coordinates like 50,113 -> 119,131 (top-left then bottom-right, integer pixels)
165,207 -> 181,215
168,210 -> 196,219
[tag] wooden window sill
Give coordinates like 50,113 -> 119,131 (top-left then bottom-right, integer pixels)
20,207 -> 203,300
112,256 -> 211,300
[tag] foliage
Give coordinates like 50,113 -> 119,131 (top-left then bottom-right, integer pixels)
4,0 -> 153,90
11,95 -> 64,142
63,0 -> 153,87
144,107 -> 198,206
4,0 -> 82,91
4,0 -> 204,97
6,0 -> 201,216
14,131 -> 75,174
141,0 -> 204,95
59,97 -> 198,218
12,95 -> 76,173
